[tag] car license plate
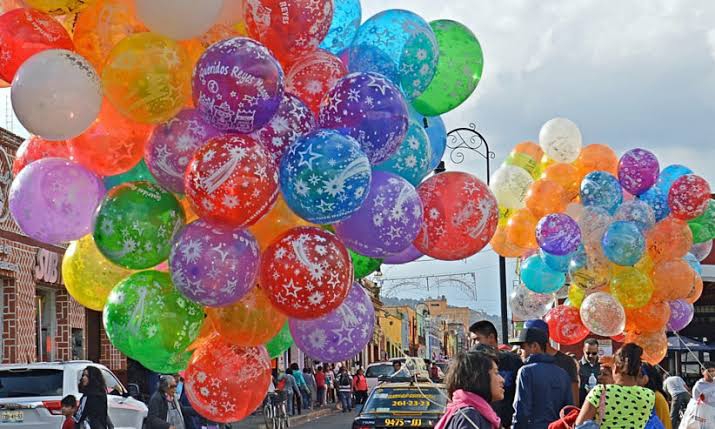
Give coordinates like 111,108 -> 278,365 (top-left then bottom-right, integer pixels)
381,418 -> 425,427
1,411 -> 23,423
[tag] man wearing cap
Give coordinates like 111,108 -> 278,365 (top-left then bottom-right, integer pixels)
524,319 -> 579,405
510,327 -> 573,429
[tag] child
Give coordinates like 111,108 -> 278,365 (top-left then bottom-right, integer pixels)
60,395 -> 76,429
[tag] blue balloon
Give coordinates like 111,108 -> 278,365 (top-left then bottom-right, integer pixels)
614,200 -> 656,233
540,249 -> 572,273
374,118 -> 432,186
601,221 -> 645,266
521,255 -> 566,294
349,9 -> 439,100
407,105 -> 446,171
320,0 -> 362,55
279,129 -> 372,224
656,164 -> 693,194
638,187 -> 670,221
684,253 -> 702,275
568,244 -> 588,272
580,171 -> 623,214
103,159 -> 158,190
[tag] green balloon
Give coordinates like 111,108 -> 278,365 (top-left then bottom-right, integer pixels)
141,349 -> 193,374
412,20 -> 484,116
351,249 -> 382,279
266,322 -> 293,359
103,159 -> 158,191
689,200 -> 715,243
103,270 -> 203,371
94,181 -> 185,269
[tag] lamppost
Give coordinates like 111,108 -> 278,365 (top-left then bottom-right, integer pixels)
440,123 -> 509,344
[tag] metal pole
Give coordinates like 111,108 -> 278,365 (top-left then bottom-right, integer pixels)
499,256 -> 508,344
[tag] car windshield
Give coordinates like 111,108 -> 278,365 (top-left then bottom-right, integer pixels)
0,369 -> 63,398
363,386 -> 447,414
365,365 -> 394,378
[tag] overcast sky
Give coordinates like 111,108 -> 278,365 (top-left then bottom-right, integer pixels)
2,1 -> 714,316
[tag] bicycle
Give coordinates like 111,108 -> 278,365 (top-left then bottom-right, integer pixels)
263,391 -> 290,429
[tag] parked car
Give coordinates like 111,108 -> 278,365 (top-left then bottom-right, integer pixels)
364,362 -> 395,392
0,360 -> 148,429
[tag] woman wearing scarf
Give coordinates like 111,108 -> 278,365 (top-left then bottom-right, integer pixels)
435,351 -> 505,429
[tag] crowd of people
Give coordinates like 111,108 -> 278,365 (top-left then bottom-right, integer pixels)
435,319 -> 715,429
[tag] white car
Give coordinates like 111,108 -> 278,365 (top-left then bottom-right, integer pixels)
0,361 -> 147,429
364,362 -> 394,392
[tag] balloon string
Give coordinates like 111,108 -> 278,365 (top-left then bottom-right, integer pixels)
658,329 -> 707,378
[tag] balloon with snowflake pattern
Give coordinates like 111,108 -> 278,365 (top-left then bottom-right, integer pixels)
260,226 -> 352,319
286,49 -> 348,116
319,0 -> 361,55
374,118 -> 432,187
185,134 -> 279,227
12,136 -> 70,175
290,282 -> 375,362
319,72 -> 409,164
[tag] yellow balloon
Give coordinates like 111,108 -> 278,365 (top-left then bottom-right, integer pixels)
102,32 -> 192,124
610,267 -> 653,309
62,235 -> 134,311
567,284 -> 586,308
24,0 -> 95,15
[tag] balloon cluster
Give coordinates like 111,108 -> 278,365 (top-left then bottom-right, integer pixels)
2,0 -> 492,423
496,118 -> 712,365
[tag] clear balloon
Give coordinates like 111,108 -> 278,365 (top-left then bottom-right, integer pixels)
602,221 -> 645,266
9,158 -> 104,245
536,213 -> 581,256
12,136 -> 69,175
521,255 -> 566,294
614,200 -> 656,233
185,134 -> 279,227
610,267 -> 653,309
509,283 -> 553,321
580,292 -> 626,337
320,0 -> 361,55
208,286 -> 286,346
545,305 -> 590,345
617,148 -> 659,196
580,171 -> 623,214
251,93 -> 316,165
266,322 -> 294,359
136,0 -> 222,40
374,118 -> 432,186
538,118 -> 582,163
490,165 -> 533,209
691,240 -> 713,261
667,299 -> 694,332
415,172 -> 498,261
279,129 -> 371,224
103,33 -> 192,124
290,282 -> 375,362
578,206 -> 613,247
12,49 -> 101,140
668,174 -> 711,220
170,220 -> 260,307
285,49 -> 347,116
319,72 -> 409,164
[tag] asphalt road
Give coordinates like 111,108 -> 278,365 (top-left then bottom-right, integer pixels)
293,410 -> 357,428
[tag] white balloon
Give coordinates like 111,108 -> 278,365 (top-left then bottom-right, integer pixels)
539,117 -> 582,163
11,50 -> 102,141
510,283 -> 554,321
580,292 -> 625,337
489,165 -> 533,209
136,0 -> 224,40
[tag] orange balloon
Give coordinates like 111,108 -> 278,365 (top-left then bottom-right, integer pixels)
625,330 -> 668,365
506,209 -> 538,249
248,195 -> 312,251
685,274 -> 703,304
187,317 -> 216,352
490,226 -> 529,258
542,163 -> 580,201
178,38 -> 205,108
180,198 -> 199,223
207,287 -> 286,347
626,300 -> 670,333
646,217 -> 693,262
200,0 -> 247,47
652,259 -> 695,301
513,140 -> 543,161
0,0 -> 23,13
73,0 -> 147,72
506,141 -> 542,179
525,179 -> 567,219
574,144 -> 618,179
68,99 -> 153,176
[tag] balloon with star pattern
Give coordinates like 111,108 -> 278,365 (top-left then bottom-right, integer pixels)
259,226 -> 352,320
374,118 -> 432,187
12,135 -> 70,176
285,49 -> 348,116
319,0 -> 361,55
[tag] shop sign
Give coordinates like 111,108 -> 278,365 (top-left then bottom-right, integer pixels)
34,249 -> 63,285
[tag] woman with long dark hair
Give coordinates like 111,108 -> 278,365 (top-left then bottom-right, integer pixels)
74,366 -> 109,429
435,351 -> 504,429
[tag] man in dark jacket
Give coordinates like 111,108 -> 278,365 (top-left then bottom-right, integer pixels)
510,328 -> 572,429
469,320 -> 522,428
146,375 -> 186,429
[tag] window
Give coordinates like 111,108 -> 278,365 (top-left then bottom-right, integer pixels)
365,364 -> 394,378
35,288 -> 57,362
0,369 -> 63,397
101,368 -> 124,396
363,386 -> 446,414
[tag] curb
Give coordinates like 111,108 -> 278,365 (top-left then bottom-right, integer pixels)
289,407 -> 341,427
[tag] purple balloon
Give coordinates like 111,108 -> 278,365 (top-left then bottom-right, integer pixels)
9,158 -> 104,245
169,220 -> 260,307
193,37 -> 284,133
667,299 -> 694,331
250,93 -> 315,165
319,72 -> 408,164
290,282 -> 375,363
536,213 -> 581,256
383,244 -> 423,264
618,148 -> 660,196
335,171 -> 423,258
145,109 -> 220,193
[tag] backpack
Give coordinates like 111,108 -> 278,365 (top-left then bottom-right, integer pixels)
339,373 -> 351,387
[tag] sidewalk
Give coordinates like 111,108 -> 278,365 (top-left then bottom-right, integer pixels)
232,405 -> 341,428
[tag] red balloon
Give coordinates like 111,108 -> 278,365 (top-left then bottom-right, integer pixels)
544,305 -> 590,345
611,332 -> 626,342
286,49 -> 348,116
185,335 -> 271,423
260,226 -> 352,319
12,136 -> 69,175
185,134 -> 279,227
414,172 -> 498,261
668,174 -> 711,220
0,8 -> 74,82
244,0 -> 333,67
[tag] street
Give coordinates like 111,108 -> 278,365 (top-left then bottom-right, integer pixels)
294,410 -> 357,428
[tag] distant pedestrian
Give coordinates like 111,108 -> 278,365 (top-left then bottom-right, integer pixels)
337,367 -> 353,412
315,366 -> 327,407
303,368 -> 317,410
74,366 -> 109,429
353,369 -> 369,405
692,361 -> 715,405
430,362 -> 441,381
284,369 -> 302,416
146,375 -> 185,429
663,374 -> 690,428
579,338 -> 601,405
325,365 -> 335,404
290,363 -> 311,411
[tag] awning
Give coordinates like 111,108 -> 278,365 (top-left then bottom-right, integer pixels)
667,335 -> 715,352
